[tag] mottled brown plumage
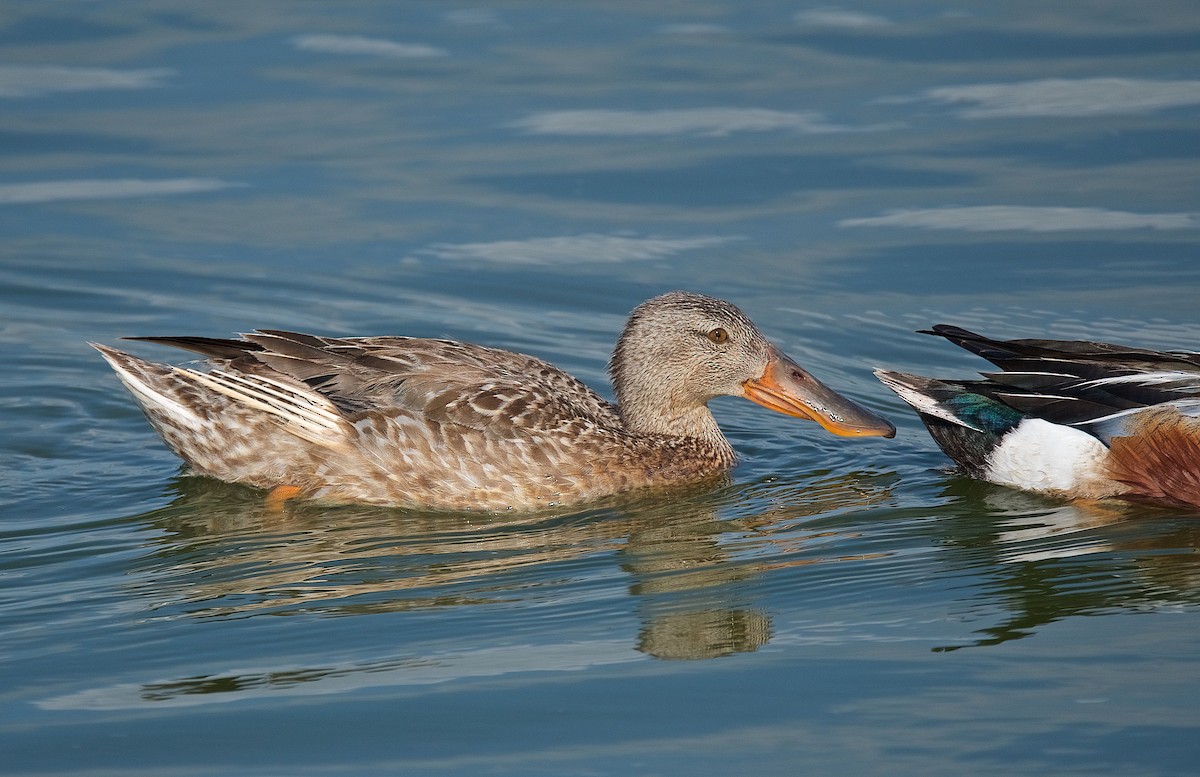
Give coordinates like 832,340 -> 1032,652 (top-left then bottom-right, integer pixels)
94,291 -> 894,511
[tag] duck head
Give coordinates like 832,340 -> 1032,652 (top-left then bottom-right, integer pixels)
610,291 -> 896,440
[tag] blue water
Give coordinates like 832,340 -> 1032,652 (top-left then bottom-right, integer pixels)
2,2 -> 1199,775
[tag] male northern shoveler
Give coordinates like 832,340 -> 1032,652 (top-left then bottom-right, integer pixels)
94,291 -> 894,511
876,324 -> 1200,508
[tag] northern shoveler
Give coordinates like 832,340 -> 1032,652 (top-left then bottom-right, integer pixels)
877,324 -> 1200,508
94,291 -> 895,511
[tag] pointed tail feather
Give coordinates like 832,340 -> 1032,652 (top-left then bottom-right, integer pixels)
875,368 -> 1031,478
93,343 -> 351,450
921,324 -> 1200,370
874,369 -> 984,432
92,343 -> 207,431
122,335 -> 261,360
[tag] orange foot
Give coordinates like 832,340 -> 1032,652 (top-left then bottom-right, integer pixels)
266,484 -> 304,510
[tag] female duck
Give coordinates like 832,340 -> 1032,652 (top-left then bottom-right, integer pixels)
96,291 -> 894,510
877,324 -> 1200,508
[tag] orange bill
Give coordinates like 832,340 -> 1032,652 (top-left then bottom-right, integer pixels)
742,349 -> 896,438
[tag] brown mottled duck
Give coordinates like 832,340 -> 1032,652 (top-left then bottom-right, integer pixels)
95,291 -> 895,511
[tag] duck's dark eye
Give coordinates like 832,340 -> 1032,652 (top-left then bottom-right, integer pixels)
706,327 -> 729,345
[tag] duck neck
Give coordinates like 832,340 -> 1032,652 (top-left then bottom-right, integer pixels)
611,370 -> 734,458
619,391 -> 725,440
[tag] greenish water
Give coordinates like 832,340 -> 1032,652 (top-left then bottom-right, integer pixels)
2,2 -> 1198,775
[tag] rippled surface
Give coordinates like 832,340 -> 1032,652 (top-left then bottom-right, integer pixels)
2,2 -> 1199,775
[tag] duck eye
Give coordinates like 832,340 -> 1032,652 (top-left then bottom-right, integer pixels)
706,327 -> 729,345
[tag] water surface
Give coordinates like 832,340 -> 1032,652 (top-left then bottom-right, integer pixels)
2,2 -> 1199,775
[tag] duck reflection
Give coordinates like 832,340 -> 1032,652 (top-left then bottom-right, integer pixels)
930,478 -> 1200,651
620,506 -> 771,660
129,470 -> 893,664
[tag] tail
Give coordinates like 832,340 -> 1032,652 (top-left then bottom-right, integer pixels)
121,335 -> 262,360
92,343 -> 211,433
875,369 -> 1025,477
921,324 -> 1200,371
92,343 -> 351,473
